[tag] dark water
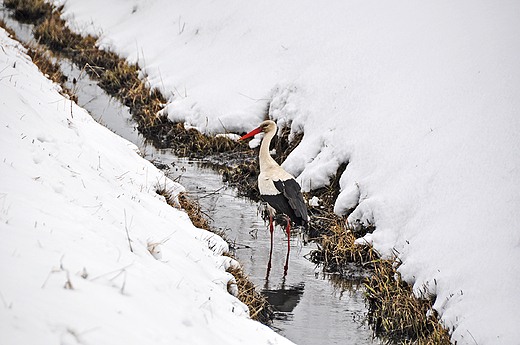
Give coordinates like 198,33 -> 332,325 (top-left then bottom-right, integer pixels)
1,12 -> 379,345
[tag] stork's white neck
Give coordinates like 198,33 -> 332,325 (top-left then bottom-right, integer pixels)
259,129 -> 279,170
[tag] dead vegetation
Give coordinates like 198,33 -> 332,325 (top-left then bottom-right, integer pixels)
4,0 -> 54,24
301,164 -> 452,344
365,259 -> 452,345
31,11 -> 168,131
25,47 -> 67,86
159,122 -> 248,157
177,193 -> 212,231
295,163 -> 377,274
307,215 -> 379,275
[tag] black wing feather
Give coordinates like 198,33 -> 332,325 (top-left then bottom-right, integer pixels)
262,179 -> 308,227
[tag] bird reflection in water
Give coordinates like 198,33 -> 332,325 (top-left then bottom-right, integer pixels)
265,243 -> 291,283
262,283 -> 305,319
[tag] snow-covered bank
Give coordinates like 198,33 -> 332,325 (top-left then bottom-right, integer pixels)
0,28 -> 293,344
56,1 -> 520,344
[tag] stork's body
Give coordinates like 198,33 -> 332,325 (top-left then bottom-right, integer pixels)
239,121 -> 308,259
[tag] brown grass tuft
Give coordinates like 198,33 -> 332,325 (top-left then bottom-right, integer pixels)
364,259 -> 452,344
4,0 -> 54,23
308,215 -> 379,275
161,122 -> 249,157
304,163 -> 378,274
177,192 -> 211,231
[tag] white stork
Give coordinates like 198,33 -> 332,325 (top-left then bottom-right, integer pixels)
239,120 -> 308,258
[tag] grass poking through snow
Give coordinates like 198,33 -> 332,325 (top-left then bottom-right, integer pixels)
364,259 -> 452,345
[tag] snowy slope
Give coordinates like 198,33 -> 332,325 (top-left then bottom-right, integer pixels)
0,28 -> 293,345
55,1 -> 520,344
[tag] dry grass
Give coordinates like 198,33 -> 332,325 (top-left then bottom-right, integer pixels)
32,13 -> 167,129
31,8 -> 245,155
177,192 -> 211,231
8,0 -> 247,156
308,215 -> 379,275
33,15 -> 85,51
162,122 -> 248,157
364,259 -> 452,344
305,163 -> 378,273
4,0 -> 54,23
5,0 -> 163,130
24,3 -> 246,155
26,48 -> 75,99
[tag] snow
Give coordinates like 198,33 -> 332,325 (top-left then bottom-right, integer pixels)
0,28 -> 293,345
3,0 -> 520,343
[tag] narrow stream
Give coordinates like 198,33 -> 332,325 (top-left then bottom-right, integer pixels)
2,12 -> 379,345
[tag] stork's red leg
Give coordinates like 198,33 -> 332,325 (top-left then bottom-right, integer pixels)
286,215 -> 291,252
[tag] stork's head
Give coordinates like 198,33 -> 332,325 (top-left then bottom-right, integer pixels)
238,120 -> 277,141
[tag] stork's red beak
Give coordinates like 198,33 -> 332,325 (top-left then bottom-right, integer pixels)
238,127 -> 262,141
